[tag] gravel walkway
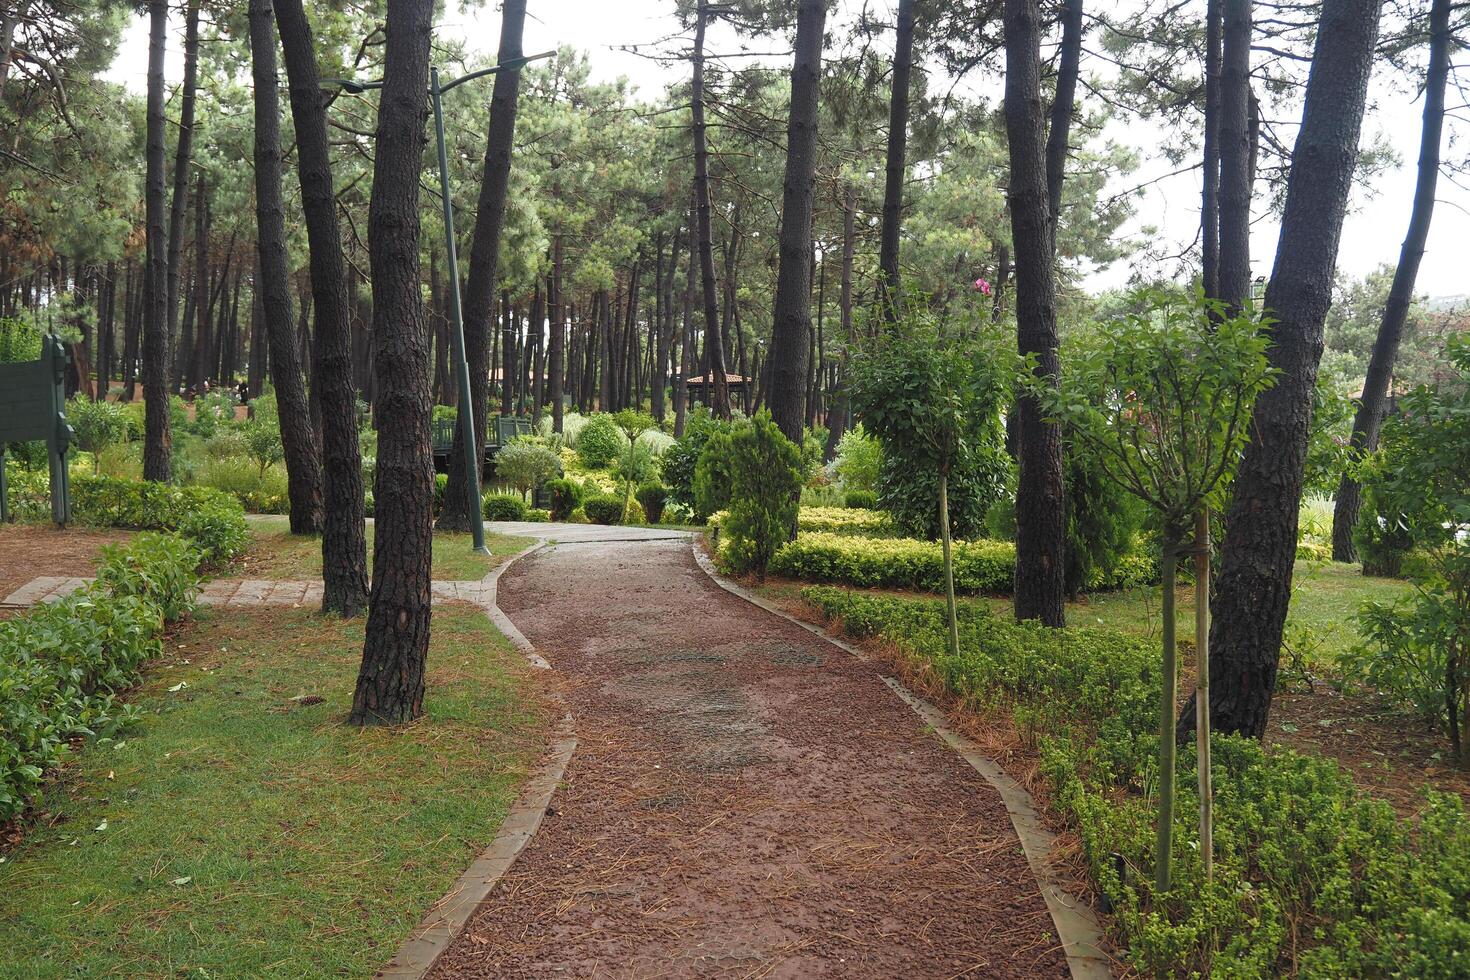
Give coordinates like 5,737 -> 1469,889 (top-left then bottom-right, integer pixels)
429,538 -> 1070,979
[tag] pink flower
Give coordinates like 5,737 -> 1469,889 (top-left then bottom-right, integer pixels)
973,277 -> 993,296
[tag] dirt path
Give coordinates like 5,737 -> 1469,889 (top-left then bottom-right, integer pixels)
430,540 -> 1070,979
0,525 -> 131,604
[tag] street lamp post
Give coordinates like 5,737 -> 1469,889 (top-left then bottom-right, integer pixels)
323,50 -> 553,554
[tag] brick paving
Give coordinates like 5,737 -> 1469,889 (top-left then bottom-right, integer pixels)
2,575 -> 494,610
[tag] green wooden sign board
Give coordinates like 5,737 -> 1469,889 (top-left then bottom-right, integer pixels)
0,334 -> 74,525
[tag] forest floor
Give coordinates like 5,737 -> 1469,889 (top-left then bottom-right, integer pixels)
753,561 -> 1470,817
0,523 -> 132,607
240,514 -> 526,581
0,603 -> 550,978
430,537 -> 1074,979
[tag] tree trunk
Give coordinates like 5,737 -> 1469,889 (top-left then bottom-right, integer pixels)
165,0 -> 201,389
1217,0 -> 1252,308
1044,0 -> 1082,245
1201,0 -> 1222,299
549,234 -> 565,431
876,0 -> 915,324
768,2 -> 825,443
674,212 -> 695,436
352,0 -> 436,726
822,182 -> 858,460
1332,0 -> 1449,562
249,0 -> 325,536
276,0 -> 370,613
122,259 -> 140,400
1005,0 -> 1066,627
190,172 -> 210,387
691,2 -> 730,418
442,0 -> 527,527
1188,0 -> 1385,739
141,0 -> 173,482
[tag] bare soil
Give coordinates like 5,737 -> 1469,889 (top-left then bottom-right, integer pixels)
0,524 -> 132,601
430,540 -> 1071,979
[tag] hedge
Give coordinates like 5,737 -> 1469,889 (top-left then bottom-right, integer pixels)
802,587 -> 1470,978
1,531 -> 203,820
795,506 -> 895,537
3,474 -> 248,567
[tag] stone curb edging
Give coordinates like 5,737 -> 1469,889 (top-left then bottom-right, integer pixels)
690,538 -> 1114,980
375,536 -> 575,979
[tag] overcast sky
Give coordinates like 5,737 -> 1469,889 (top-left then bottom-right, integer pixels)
105,0 -> 1470,300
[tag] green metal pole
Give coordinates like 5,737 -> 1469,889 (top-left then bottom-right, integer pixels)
430,67 -> 489,555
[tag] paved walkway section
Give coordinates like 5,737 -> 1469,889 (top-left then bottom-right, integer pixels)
428,538 -> 1071,979
490,520 -> 692,543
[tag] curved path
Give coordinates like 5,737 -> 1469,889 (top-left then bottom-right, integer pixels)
430,539 -> 1071,979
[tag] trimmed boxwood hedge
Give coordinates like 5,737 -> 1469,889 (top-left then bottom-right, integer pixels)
802,586 -> 1470,979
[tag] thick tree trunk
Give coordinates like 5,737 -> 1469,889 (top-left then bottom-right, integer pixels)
442,0 -> 526,528
767,0 -> 825,444
876,0 -> 915,324
691,3 -> 730,418
141,0 -> 173,482
1217,0 -> 1252,308
1043,0 -> 1082,244
122,259 -> 140,400
1004,0 -> 1066,627
1333,0 -> 1448,562
249,0 -> 325,536
352,0 -> 436,726
276,0 -> 370,614
1188,0 -> 1384,739
1201,0 -> 1222,298
165,0 -> 201,390
502,290 -> 517,414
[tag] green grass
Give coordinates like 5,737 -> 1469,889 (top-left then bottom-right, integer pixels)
990,559 -> 1411,666
0,604 -> 547,978
242,515 -> 530,581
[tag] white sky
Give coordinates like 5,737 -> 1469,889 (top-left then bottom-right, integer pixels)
103,0 -> 1470,300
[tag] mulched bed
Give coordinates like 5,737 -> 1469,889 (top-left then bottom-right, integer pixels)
0,524 -> 133,602
429,539 -> 1072,979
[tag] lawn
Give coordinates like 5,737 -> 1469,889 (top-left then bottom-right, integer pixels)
0,604 -> 548,979
240,515 -> 531,581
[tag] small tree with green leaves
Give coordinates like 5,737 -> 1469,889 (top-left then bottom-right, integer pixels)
722,411 -> 803,577
1343,336 -> 1470,765
1037,288 -> 1275,892
242,419 -> 285,479
66,396 -> 131,475
612,410 -> 656,522
494,439 -> 563,501
850,314 -> 1006,661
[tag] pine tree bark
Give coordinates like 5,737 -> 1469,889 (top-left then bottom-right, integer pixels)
690,2 -> 730,418
275,0 -> 370,614
1005,0 -> 1066,627
1217,0 -> 1252,308
442,0 -> 527,529
1044,0 -> 1082,242
549,233 -> 566,431
1333,0 -> 1449,561
876,0 -> 915,324
248,0 -> 325,535
141,0 -> 173,482
165,0 -> 201,390
352,0 -> 436,726
1201,0 -> 1222,299
1187,0 -> 1385,738
768,0 -> 825,444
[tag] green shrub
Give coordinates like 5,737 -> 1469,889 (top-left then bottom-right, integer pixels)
0,529 -> 205,820
583,494 -> 625,525
242,418 -> 284,478
636,483 -> 667,524
834,426 -> 882,494
525,508 -> 551,522
843,489 -> 878,510
692,428 -> 735,523
772,533 -> 1016,593
483,493 -> 528,522
798,506 -> 893,537
720,412 -> 802,577
1354,498 -> 1414,578
434,472 -> 449,513
575,414 -> 626,469
661,409 -> 729,511
195,455 -> 289,515
544,477 -> 585,521
66,396 -> 132,474
802,586 -> 1470,979
1064,439 -> 1150,599
494,439 -> 563,497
